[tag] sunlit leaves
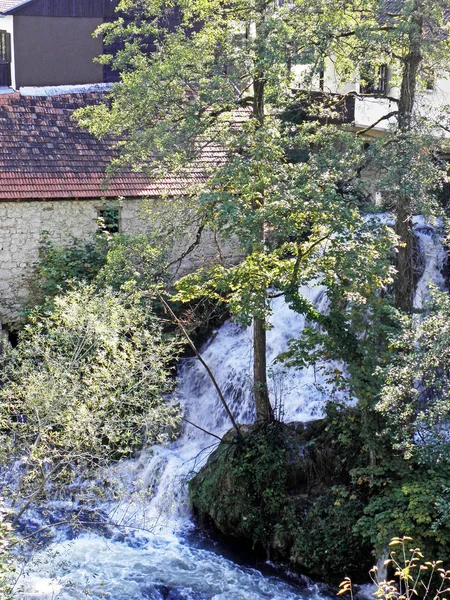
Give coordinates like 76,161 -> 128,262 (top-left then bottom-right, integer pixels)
0,285 -> 181,495
379,287 -> 450,463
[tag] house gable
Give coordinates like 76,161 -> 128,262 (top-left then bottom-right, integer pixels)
0,0 -> 121,88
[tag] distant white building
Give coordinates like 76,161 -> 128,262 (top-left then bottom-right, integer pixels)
293,58 -> 450,137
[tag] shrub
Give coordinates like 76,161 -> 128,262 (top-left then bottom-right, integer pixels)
339,537 -> 450,600
0,284 -> 181,503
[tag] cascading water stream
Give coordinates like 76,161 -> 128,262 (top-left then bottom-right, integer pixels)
413,216 -> 447,309
5,218 -> 448,600
8,285 -> 333,600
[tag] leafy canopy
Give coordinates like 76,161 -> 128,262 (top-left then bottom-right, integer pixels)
0,284 -> 180,499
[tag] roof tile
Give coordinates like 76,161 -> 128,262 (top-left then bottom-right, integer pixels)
0,92 -> 224,200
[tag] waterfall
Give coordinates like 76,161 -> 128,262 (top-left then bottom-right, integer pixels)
93,283 -> 332,534
6,282 -> 336,600
5,217 -> 448,599
413,216 -> 447,309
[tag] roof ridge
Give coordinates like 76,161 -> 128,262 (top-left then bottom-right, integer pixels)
0,0 -> 34,15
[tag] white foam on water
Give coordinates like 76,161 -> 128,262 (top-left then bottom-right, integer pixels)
16,533 -> 328,600
8,216 -> 448,599
12,283 -> 333,599
412,216 -> 447,309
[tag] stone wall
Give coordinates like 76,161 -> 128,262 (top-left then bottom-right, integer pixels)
0,197 -> 243,322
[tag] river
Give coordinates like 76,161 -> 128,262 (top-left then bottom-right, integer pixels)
4,218 -> 447,600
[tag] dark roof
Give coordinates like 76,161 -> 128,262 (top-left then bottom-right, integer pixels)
0,92 -> 223,199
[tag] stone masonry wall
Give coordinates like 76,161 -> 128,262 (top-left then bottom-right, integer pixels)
0,198 -> 243,323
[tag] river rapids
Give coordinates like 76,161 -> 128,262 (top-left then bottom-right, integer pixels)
2,217 -> 447,600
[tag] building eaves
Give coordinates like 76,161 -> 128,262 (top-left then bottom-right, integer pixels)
0,90 -> 226,200
0,0 -> 34,15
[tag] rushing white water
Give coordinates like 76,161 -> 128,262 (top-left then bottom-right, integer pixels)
7,218 -> 448,599
10,284 -> 335,600
413,216 -> 447,309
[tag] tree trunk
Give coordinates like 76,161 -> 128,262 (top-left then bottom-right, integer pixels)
250,8 -> 274,424
251,74 -> 273,422
253,316 -> 273,423
395,196 -> 415,312
394,2 -> 424,313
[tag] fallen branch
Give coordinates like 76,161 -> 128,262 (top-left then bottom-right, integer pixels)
356,110 -> 398,136
158,294 -> 241,438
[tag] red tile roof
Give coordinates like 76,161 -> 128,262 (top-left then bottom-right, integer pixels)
0,91 -> 225,200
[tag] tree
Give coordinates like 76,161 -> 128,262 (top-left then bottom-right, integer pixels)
77,0 -> 394,424
326,0 -> 450,312
0,284 -> 180,523
378,287 -> 450,461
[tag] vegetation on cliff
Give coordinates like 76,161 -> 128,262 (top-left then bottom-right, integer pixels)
189,407 -> 450,584
189,416 -> 373,582
4,0 -> 450,593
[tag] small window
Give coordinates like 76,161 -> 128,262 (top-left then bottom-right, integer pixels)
0,30 -> 11,87
98,207 -> 120,234
360,64 -> 388,95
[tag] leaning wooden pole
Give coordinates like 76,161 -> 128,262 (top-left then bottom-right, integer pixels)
158,294 -> 241,437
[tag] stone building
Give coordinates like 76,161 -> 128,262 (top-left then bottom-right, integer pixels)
0,90 -> 234,322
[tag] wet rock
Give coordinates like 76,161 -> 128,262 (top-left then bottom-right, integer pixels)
189,417 -> 372,585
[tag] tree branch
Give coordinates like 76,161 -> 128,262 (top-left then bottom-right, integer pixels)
356,110 -> 398,135
181,416 -> 223,441
334,25 -> 395,39
158,294 -> 241,437
165,221 -> 206,278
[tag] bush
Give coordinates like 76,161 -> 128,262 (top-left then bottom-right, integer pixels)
26,229 -> 169,318
354,464 -> 450,563
0,503 -> 14,600
189,420 -> 373,583
24,231 -> 110,317
339,537 -> 450,600
0,284 -> 181,502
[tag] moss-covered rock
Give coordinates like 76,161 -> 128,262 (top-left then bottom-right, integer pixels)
189,416 -> 373,584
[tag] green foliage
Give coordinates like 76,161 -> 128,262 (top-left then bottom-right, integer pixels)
0,504 -> 14,600
190,408 -> 450,583
174,123 -> 396,331
26,231 -> 110,314
0,284 -> 181,503
355,462 -> 450,560
378,287 -> 450,462
75,0 -> 450,571
190,418 -> 373,582
78,0 -> 396,358
339,537 -> 450,600
190,424 -> 291,546
26,227 -> 170,318
291,488 -> 372,582
97,232 -> 168,290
